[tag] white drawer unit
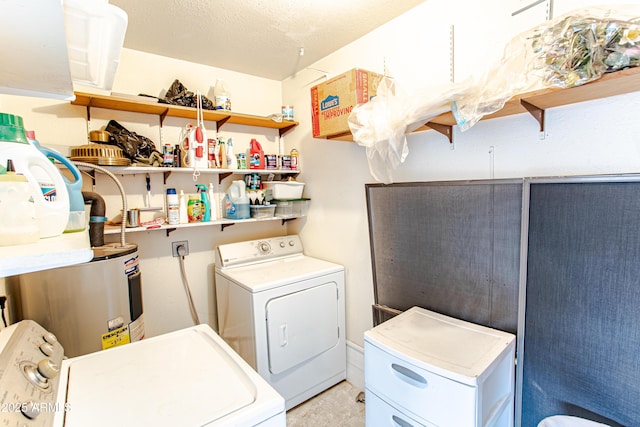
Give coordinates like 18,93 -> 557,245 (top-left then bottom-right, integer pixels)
364,307 -> 516,427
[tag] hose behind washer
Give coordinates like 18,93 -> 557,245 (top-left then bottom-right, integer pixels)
177,245 -> 200,325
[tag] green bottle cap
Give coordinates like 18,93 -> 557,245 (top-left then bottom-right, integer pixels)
0,113 -> 29,144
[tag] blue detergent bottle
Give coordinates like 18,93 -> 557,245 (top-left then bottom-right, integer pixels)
196,184 -> 211,222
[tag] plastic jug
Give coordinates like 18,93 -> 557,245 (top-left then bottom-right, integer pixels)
27,131 -> 85,232
249,138 -> 265,169
225,180 -> 250,220
0,159 -> 39,246
0,113 -> 70,238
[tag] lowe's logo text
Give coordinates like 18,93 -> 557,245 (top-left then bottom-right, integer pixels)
320,95 -> 339,111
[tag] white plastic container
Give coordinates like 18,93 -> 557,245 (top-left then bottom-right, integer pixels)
0,164 -> 39,246
364,307 -> 516,427
225,180 -> 250,220
250,204 -> 276,219
0,113 -> 70,239
262,181 -> 304,199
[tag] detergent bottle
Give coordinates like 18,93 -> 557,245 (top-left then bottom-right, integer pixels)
224,180 -> 250,220
196,184 -> 211,222
249,138 -> 265,169
0,159 -> 39,246
226,138 -> 237,170
27,131 -> 85,233
0,113 -> 69,238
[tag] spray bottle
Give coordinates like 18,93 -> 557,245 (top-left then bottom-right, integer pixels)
227,138 -> 237,170
196,184 -> 211,222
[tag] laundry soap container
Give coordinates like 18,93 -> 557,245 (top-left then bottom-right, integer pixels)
0,160 -> 39,246
0,113 -> 70,238
27,131 -> 85,233
364,306 -> 516,427
224,180 -> 250,220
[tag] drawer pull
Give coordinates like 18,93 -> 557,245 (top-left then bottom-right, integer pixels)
391,363 -> 427,388
279,324 -> 288,347
392,414 -> 415,427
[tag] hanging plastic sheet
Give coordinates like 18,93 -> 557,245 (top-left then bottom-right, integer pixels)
348,77 -> 470,183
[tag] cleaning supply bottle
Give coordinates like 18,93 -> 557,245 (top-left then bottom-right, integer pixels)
27,131 -> 85,232
0,113 -> 69,238
290,148 -> 299,170
218,138 -> 227,169
187,195 -> 202,222
166,188 -> 179,225
226,138 -> 237,170
208,182 -> 217,221
0,159 -> 39,246
196,184 -> 211,222
249,138 -> 264,169
178,190 -> 188,224
225,180 -> 250,219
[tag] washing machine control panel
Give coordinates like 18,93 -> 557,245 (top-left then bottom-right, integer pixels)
0,320 -> 66,425
216,235 -> 303,267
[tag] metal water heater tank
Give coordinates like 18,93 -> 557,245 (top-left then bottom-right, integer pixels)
9,242 -> 144,357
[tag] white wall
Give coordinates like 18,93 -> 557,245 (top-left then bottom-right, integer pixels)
282,0 -> 640,350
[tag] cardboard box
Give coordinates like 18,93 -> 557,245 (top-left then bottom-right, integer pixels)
311,68 -> 383,138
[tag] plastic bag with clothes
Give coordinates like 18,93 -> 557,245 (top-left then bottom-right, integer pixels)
453,5 -> 640,131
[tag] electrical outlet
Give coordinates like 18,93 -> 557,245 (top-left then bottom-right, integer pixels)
172,240 -> 189,257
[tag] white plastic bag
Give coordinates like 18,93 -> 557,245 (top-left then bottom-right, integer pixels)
348,76 -> 469,183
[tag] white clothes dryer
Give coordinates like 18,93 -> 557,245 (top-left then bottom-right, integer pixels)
0,320 -> 285,427
215,235 -> 346,410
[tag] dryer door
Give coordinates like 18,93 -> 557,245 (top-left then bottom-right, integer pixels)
266,282 -> 339,375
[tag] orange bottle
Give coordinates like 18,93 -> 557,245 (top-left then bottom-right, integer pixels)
249,138 -> 265,169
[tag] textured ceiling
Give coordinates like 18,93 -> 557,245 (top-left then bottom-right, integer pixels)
109,0 -> 427,80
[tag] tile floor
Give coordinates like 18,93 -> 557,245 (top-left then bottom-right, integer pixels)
286,381 -> 365,426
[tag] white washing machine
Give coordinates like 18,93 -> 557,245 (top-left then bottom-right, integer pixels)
0,320 -> 285,426
215,235 -> 346,410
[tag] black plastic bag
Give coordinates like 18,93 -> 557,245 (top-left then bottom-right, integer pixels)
163,79 -> 216,110
105,120 -> 162,165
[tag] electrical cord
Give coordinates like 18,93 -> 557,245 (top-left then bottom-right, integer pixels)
176,245 -> 200,325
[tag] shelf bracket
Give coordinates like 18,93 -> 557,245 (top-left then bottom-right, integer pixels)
216,116 -> 231,130
220,222 -> 235,231
427,122 -> 453,144
163,170 -> 172,184
218,172 -> 233,184
520,99 -> 545,133
79,169 -> 97,187
281,217 -> 298,226
159,108 -> 170,127
279,123 -> 297,137
165,227 -> 176,237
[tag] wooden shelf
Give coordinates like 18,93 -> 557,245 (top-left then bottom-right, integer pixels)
99,166 -> 300,176
324,67 -> 640,142
71,91 -> 299,136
